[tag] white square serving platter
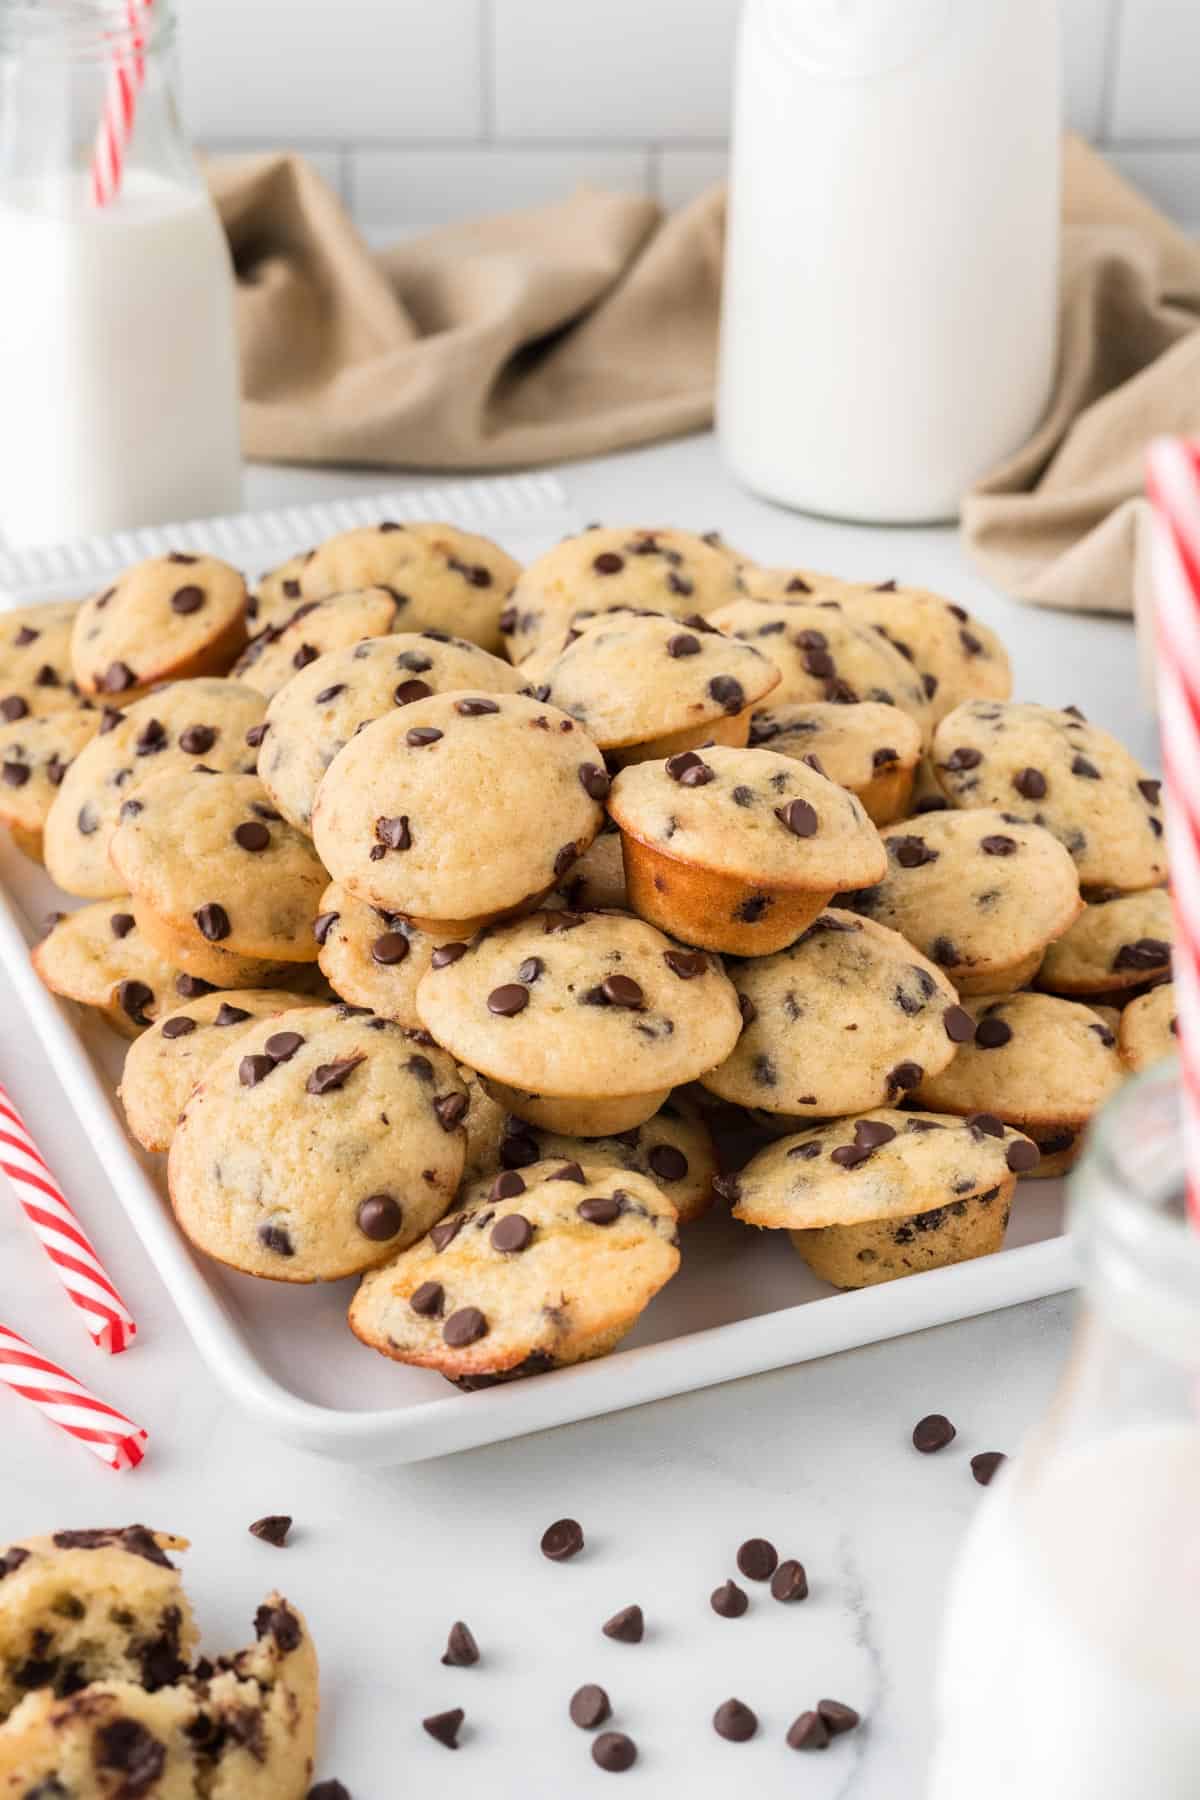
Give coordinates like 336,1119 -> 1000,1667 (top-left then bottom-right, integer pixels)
0,476 -> 1076,1466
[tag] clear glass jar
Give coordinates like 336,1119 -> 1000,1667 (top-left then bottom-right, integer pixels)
0,0 -> 242,546
928,1058 -> 1200,1799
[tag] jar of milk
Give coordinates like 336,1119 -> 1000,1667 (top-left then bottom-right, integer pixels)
929,1059 -> 1200,1799
0,0 -> 242,546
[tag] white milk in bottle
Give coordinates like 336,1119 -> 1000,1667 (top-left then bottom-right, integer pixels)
0,2 -> 241,546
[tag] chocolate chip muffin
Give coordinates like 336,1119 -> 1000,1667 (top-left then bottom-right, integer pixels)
727,1109 -> 1037,1288
118,988 -> 314,1153
747,700 -> 923,826
608,745 -> 887,955
110,767 -> 327,967
700,911 -> 962,1118
348,1165 -> 681,1385
69,553 -> 248,703
835,581 -> 1012,724
708,596 -> 931,730
540,611 -> 779,764
299,520 -> 521,654
738,565 -> 852,602
844,808 -> 1083,995
0,602 -> 87,722
43,677 -> 267,900
232,586 -> 403,698
258,631 -> 526,831
311,691 -> 606,932
313,881 -> 438,1028
502,526 -> 745,665
1118,981 -> 1177,1073
931,701 -> 1166,893
168,1006 -> 467,1281
914,991 -> 1125,1176
1035,888 -> 1172,997
31,901 -> 182,1038
0,709 -> 101,863
416,909 -> 742,1135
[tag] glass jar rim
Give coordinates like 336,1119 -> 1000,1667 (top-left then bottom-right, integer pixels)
1071,1055 -> 1200,1363
0,1 -> 174,60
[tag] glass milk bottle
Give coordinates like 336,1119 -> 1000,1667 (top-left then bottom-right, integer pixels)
929,1061 -> 1200,1799
0,0 -> 242,546
719,0 -> 1061,523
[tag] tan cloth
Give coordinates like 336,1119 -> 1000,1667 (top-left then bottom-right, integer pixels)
211,137 -> 1200,616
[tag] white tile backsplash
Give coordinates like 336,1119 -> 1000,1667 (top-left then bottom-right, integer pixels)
176,0 -> 1199,228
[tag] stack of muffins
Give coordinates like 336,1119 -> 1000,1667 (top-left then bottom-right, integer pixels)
0,521 -> 1172,1388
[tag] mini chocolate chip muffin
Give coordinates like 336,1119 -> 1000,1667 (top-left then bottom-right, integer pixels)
118,989 -> 314,1152
931,701 -> 1166,893
502,526 -> 745,665
43,677 -> 267,900
727,1109 -> 1037,1288
416,909 -> 742,1136
247,548 -> 312,632
258,631 -> 526,831
608,745 -> 887,955
31,901 -> 182,1038
1036,888 -> 1173,996
844,808 -> 1083,995
110,767 -> 328,967
915,992 -> 1125,1176
540,611 -> 780,765
738,565 -> 853,602
835,581 -> 1012,723
707,597 -> 931,731
0,1541 -> 316,1797
700,911 -> 962,1118
311,691 -> 606,932
0,709 -> 100,863
547,822 -> 628,913
0,602 -> 87,722
70,553 -> 249,703
463,1089 -> 717,1225
299,520 -> 521,654
747,700 -> 923,826
348,1165 -> 681,1385
1118,981 -> 1177,1073
168,1006 -> 468,1281
313,881 -> 438,1027
232,586 -> 404,698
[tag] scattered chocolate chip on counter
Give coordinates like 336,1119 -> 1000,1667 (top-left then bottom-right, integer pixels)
912,1413 -> 957,1453
736,1536 -> 778,1581
592,1730 -> 638,1772
770,1558 -> 809,1603
422,1706 -> 465,1750
602,1603 -> 644,1644
710,1578 -> 749,1618
971,1450 -> 1008,1486
714,1697 -> 758,1742
441,1620 -> 480,1667
541,1516 -> 584,1561
248,1513 -> 292,1547
569,1682 -> 612,1729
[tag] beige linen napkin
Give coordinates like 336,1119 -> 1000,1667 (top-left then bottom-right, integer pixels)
211,139 -> 1200,616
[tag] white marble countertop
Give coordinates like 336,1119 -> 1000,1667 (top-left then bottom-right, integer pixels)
2,432 -> 1147,1798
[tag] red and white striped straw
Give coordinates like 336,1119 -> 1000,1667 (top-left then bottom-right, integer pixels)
0,1082 -> 138,1353
1145,435 -> 1200,1230
0,1325 -> 147,1471
90,0 -> 155,210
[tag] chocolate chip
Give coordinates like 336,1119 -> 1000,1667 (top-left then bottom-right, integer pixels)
76,801 -> 99,835
831,1143 -> 873,1169
1071,754 -> 1101,779
602,1604 -> 643,1643
410,1280 -> 444,1317
117,980 -> 154,1027
1006,1138 -> 1040,1173
245,722 -> 268,747
490,1213 -> 532,1253
134,717 -> 166,755
357,1194 -> 402,1240
578,1194 -> 623,1225
541,1517 -> 584,1561
578,761 -> 610,800
774,797 -> 818,837
593,1731 -> 637,1772
371,931 -> 410,965
406,726 -> 443,747
422,1707 -> 464,1749
100,661 -> 136,693
641,1144 -> 686,1185
393,679 -> 434,708
306,1053 -> 365,1094
892,834 -> 937,868
161,1016 -> 196,1039
570,1683 -> 610,1729
179,724 -> 217,756
601,974 -> 643,1008
944,1005 -> 976,1043
373,814 -> 411,854
265,1030 -> 304,1063
968,1112 -> 1005,1139
443,1306 -> 488,1347
45,755 -> 68,786
711,1579 -> 748,1618
315,683 -> 345,705
456,697 -> 500,716
975,1015 -> 1012,1049
887,1060 -> 923,1092
771,1558 -> 808,1602
441,1620 -> 480,1667
708,674 -> 746,714
1013,766 -> 1047,799
736,1537 -> 777,1581
292,644 -> 318,671
666,749 -> 713,785
817,1698 -> 860,1736
193,902 -> 230,941
942,746 -> 981,772
258,1222 -> 293,1256
787,1711 -> 830,1750
855,1119 -> 898,1148
308,1783 -> 351,1799
714,1699 -> 758,1742
94,1718 -> 166,1786
912,1413 -> 956,1453
109,911 -> 135,938
971,1451 -> 1007,1486
431,1214 -> 465,1252
249,1515 -> 291,1547
1114,937 -> 1170,972
175,974 -> 214,998
239,1054 -> 275,1087
432,1092 -> 467,1133
1139,778 -> 1162,805
0,695 -> 27,721
215,1003 -> 251,1026
234,820 -> 270,853
664,949 -> 707,979
488,983 -> 529,1016
119,797 -> 143,820
170,584 -> 204,615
